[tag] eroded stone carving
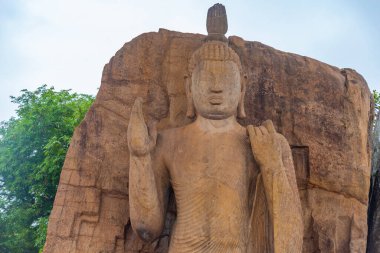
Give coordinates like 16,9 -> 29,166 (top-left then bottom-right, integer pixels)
127,6 -> 303,252
43,3 -> 372,253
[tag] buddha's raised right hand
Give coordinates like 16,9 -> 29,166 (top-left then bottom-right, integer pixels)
127,98 -> 157,156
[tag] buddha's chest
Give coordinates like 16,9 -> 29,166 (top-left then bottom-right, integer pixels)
167,133 -> 255,193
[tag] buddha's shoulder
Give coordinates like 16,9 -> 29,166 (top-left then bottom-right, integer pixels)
234,123 -> 248,135
159,124 -> 190,134
156,124 -> 193,143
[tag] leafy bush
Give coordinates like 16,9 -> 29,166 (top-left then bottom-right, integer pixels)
0,85 -> 94,252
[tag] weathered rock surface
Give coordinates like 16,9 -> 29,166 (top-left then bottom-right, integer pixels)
43,29 -> 372,253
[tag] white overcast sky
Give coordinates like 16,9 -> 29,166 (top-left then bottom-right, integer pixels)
1,0 -> 379,122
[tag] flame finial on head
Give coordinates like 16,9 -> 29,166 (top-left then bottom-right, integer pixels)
206,3 -> 228,42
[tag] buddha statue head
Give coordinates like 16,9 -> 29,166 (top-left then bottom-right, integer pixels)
186,41 -> 246,120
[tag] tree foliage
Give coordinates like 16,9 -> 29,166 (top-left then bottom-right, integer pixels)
0,85 -> 94,253
373,90 -> 380,113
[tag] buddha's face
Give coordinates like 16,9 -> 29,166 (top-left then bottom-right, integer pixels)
191,60 -> 242,120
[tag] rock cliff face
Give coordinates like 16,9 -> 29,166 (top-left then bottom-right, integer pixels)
43,29 -> 372,253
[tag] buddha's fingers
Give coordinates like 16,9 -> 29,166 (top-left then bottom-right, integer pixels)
133,97 -> 145,122
247,125 -> 256,143
262,120 -> 276,134
128,98 -> 151,156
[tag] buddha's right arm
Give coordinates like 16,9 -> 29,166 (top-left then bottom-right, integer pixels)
129,150 -> 169,242
127,98 -> 169,242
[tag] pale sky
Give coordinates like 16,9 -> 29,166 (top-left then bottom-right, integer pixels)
1,0 -> 379,122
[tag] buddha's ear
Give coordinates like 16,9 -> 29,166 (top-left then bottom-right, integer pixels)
237,74 -> 247,119
185,74 -> 196,118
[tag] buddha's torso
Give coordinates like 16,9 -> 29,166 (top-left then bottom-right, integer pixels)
160,122 -> 258,253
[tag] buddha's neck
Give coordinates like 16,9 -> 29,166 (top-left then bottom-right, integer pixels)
195,115 -> 239,133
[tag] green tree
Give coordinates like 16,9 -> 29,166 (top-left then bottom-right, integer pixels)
373,90 -> 380,113
0,85 -> 94,252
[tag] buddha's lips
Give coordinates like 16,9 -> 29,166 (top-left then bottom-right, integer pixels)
209,96 -> 223,105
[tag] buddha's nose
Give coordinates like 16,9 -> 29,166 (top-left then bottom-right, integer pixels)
209,80 -> 223,93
